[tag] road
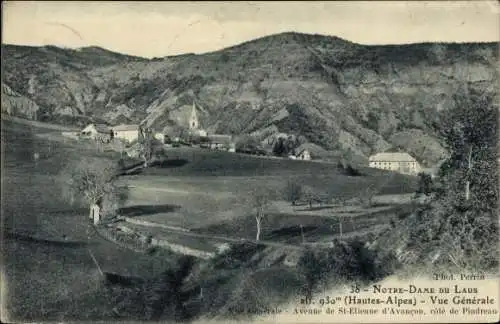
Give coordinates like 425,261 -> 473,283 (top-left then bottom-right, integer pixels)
122,218 -> 306,252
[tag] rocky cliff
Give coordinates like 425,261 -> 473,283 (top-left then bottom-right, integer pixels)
2,32 -> 498,166
1,83 -> 40,119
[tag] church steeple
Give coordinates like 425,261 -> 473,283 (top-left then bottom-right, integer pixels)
189,101 -> 199,130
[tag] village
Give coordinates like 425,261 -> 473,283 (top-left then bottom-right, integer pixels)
72,101 -> 428,176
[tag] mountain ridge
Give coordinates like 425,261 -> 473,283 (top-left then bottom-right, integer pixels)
4,31 -> 497,60
2,32 -> 498,166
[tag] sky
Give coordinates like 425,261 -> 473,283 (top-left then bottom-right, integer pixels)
2,1 -> 499,58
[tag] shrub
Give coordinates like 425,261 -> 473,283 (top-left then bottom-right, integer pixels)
416,172 -> 434,196
297,238 -> 396,297
284,178 -> 303,205
343,164 -> 362,176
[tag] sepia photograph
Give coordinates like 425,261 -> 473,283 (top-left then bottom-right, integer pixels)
1,1 -> 499,323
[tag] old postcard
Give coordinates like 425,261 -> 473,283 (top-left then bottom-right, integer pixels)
1,1 -> 499,323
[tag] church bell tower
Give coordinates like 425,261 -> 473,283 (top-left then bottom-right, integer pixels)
189,101 -> 199,130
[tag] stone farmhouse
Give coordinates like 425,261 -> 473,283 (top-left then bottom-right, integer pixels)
80,123 -> 112,142
369,152 -> 421,175
111,124 -> 140,143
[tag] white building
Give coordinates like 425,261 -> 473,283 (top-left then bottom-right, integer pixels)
154,132 -> 164,142
112,124 -> 140,143
80,123 -> 112,142
369,152 -> 421,175
296,149 -> 312,161
207,134 -> 233,150
193,129 -> 208,137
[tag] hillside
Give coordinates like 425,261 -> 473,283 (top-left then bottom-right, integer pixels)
2,32 -> 498,166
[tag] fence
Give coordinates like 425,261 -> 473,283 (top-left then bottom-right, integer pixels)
95,225 -> 150,253
96,222 -> 215,259
123,217 -> 191,232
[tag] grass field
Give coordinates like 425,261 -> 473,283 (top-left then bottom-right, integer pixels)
121,162 -> 417,237
140,146 -> 417,187
1,117 -> 419,321
1,119 -> 180,321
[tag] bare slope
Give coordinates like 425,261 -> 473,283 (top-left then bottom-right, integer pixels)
2,32 -> 498,166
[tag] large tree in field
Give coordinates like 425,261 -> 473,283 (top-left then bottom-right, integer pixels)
247,186 -> 272,241
59,157 -> 128,277
60,157 -> 128,224
138,126 -> 165,167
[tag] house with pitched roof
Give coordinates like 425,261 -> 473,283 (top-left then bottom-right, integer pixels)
206,134 -> 233,150
296,148 -> 312,161
80,123 -> 112,142
112,124 -> 140,143
368,152 -> 421,175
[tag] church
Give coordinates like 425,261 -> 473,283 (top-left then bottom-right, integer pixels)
186,101 -> 207,137
162,101 -> 237,151
162,101 -> 207,142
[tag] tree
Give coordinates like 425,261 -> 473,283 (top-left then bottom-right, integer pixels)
59,157 -> 128,223
402,82 -> 498,270
247,187 -> 272,241
416,172 -> 434,196
139,126 -> 154,167
284,178 -> 303,205
302,186 -> 321,209
297,248 -> 323,300
339,148 -> 354,169
139,127 -> 164,167
357,184 -> 376,208
440,88 -> 497,205
272,137 -> 291,157
235,134 -> 260,152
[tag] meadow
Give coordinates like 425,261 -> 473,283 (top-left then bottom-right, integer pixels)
1,119 -> 179,321
1,117 -> 418,321
120,146 -> 417,243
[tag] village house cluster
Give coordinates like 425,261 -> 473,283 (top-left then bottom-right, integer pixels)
80,123 -> 142,143
77,101 -> 430,176
78,102 -> 238,152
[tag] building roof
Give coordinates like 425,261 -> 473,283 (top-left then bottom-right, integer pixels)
207,134 -> 232,144
112,124 -> 139,131
296,148 -> 310,156
295,143 -> 325,158
369,152 -> 417,162
82,123 -> 110,134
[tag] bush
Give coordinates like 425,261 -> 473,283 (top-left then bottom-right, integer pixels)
416,172 -> 434,196
297,238 -> 396,297
235,134 -> 260,152
343,164 -> 362,176
210,243 -> 266,270
284,178 -> 303,205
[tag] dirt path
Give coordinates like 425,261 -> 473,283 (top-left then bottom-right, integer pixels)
122,220 -> 305,252
128,185 -> 192,195
127,184 -> 235,198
